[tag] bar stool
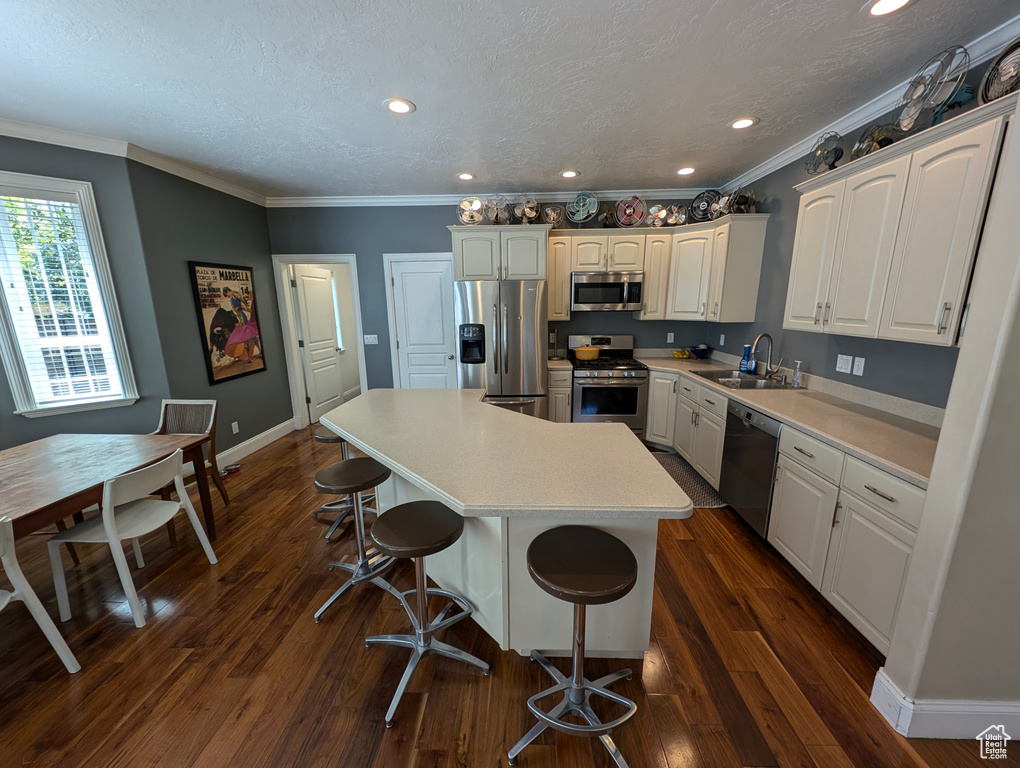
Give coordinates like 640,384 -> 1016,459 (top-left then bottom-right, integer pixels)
313,457 -> 395,623
508,525 -> 639,767
364,500 -> 490,727
312,426 -> 375,542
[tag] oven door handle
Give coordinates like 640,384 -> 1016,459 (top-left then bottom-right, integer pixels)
574,379 -> 646,386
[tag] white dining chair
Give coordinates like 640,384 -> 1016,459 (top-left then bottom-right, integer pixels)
48,449 -> 218,629
1,516 -> 81,673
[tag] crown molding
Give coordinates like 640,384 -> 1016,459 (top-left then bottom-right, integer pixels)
724,12 -> 1020,192
264,187 -> 705,208
124,145 -> 267,206
0,115 -> 129,157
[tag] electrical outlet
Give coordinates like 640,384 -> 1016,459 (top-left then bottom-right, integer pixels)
836,354 -> 852,374
853,357 -> 866,376
549,332 -> 556,344
364,334 -> 378,345
719,334 -> 725,346
231,421 -> 239,435
667,332 -> 674,343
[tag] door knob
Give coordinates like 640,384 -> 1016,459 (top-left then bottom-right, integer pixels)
448,354 -> 455,360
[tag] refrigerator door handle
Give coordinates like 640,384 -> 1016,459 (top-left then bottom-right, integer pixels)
502,304 -> 509,373
492,303 -> 499,376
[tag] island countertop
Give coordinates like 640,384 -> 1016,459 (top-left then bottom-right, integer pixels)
321,388 -> 692,520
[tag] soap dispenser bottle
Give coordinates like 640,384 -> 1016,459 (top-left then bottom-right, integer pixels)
792,360 -> 803,388
739,345 -> 751,372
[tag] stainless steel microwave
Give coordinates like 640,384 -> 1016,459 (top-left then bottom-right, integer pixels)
570,271 -> 644,311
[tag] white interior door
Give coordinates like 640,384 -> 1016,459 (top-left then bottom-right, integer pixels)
391,259 -> 457,388
294,265 -> 344,421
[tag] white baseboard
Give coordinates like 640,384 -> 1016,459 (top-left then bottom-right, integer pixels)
872,668 -> 1020,738
217,420 -> 296,466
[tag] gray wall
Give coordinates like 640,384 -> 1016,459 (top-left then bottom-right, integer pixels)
127,161 -> 292,448
267,205 -> 461,388
0,137 -> 171,449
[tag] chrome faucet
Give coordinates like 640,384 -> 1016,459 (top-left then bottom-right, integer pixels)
751,333 -> 784,380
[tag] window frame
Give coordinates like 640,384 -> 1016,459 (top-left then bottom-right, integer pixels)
0,170 -> 138,418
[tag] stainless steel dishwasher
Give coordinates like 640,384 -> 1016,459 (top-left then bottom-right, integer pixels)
718,401 -> 783,538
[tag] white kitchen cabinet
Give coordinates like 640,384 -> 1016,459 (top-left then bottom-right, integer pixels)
451,229 -> 500,280
501,229 -> 548,280
672,391 -> 697,464
450,226 -> 551,281
692,408 -> 726,489
570,235 -> 609,272
880,118 -> 1005,345
784,180 -> 844,331
666,376 -> 727,490
824,155 -> 911,337
547,369 -> 572,423
608,234 -> 645,270
636,232 -> 672,319
665,228 -> 713,321
645,371 -> 679,446
821,492 -> 916,653
549,389 -> 572,423
704,215 -> 770,323
768,454 -> 839,589
548,236 -> 571,321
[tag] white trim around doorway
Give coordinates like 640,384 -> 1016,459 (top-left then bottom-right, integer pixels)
271,253 -> 369,430
382,252 -> 454,389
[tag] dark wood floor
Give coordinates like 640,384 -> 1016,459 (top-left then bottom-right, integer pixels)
0,426 -> 1012,768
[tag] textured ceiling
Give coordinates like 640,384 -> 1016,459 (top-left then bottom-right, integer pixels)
1,0 -> 1018,198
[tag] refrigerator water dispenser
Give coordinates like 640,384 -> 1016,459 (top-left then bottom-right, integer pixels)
459,324 -> 485,364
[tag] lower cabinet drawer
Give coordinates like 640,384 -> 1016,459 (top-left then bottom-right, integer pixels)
698,389 -> 727,419
676,376 -> 699,403
778,427 -> 845,485
821,493 -> 916,654
840,455 -> 925,530
548,370 -> 572,388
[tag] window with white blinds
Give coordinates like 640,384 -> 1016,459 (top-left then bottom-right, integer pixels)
0,171 -> 137,417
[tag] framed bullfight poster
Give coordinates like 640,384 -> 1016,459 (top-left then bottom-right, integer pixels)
188,261 -> 266,385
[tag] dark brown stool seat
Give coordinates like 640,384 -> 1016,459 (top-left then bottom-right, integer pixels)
527,526 -> 637,606
313,425 -> 343,444
313,456 -> 395,624
314,457 -> 391,495
508,525 -> 639,768
365,500 -> 489,727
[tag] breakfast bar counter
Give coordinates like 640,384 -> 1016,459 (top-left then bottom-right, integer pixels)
321,388 -> 691,657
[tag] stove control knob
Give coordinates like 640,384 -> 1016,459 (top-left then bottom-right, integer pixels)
607,371 -> 614,377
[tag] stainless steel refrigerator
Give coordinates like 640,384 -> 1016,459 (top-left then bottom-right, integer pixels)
454,280 -> 548,419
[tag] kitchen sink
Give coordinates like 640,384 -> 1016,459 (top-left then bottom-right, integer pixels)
693,369 -> 793,390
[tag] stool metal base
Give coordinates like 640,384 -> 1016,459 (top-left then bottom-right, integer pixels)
508,604 -> 637,767
313,493 -> 376,542
313,490 -> 394,623
365,559 -> 489,727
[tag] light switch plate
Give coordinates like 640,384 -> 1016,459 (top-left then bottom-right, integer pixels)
667,332 -> 674,343
853,357 -> 866,376
231,421 -> 239,435
364,334 -> 379,345
836,354 -> 852,374
719,334 -> 725,346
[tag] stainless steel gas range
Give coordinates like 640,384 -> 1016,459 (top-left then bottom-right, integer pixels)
568,335 -> 649,436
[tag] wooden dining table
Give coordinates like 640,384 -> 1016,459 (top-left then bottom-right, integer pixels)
0,433 -> 218,541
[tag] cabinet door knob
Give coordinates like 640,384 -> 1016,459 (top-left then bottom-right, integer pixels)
448,354 -> 455,360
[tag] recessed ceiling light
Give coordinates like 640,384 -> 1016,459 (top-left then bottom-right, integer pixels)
385,98 -> 416,114
731,118 -> 757,130
677,167 -> 695,175
458,173 -> 474,181
865,0 -> 913,15
561,170 -> 579,178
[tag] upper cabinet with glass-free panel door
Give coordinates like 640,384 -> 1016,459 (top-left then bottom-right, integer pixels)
707,215 -> 770,323
570,235 -> 609,272
879,118 -> 1005,345
607,234 -> 645,270
665,227 -> 713,321
501,228 -> 548,280
784,180 -> 844,332
547,236 -> 571,321
636,231 -> 672,320
450,225 -> 549,281
824,154 -> 911,338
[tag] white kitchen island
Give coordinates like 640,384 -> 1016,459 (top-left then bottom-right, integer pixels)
320,389 -> 692,658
